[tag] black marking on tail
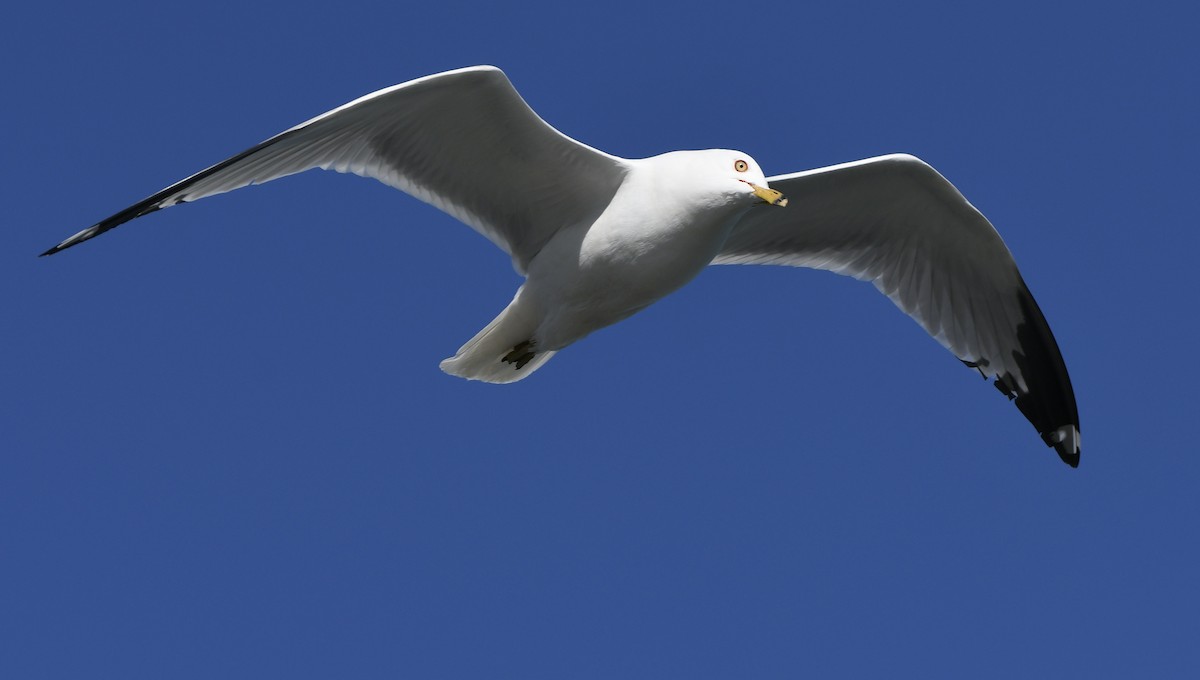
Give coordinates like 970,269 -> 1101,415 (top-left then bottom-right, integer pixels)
502,340 -> 537,370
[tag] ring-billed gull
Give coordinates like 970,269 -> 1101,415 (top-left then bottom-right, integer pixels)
41,65 -> 1080,466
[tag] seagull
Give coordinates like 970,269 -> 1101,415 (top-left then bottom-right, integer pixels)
41,65 -> 1080,466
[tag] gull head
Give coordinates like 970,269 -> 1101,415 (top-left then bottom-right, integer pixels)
660,149 -> 787,210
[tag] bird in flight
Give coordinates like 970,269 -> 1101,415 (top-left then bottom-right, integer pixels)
42,66 -> 1080,466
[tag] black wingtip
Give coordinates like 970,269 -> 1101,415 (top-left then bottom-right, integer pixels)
39,219 -> 115,257
40,230 -> 87,257
1006,283 -> 1081,470
1041,425 -> 1081,467
40,199 -> 165,258
40,238 -> 80,257
1057,446 -> 1080,468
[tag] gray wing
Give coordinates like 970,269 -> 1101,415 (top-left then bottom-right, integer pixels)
715,154 -> 1080,466
42,66 -> 628,273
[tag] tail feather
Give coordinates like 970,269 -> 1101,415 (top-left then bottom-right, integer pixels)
439,288 -> 556,384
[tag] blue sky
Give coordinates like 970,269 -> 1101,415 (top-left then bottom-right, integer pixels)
4,1 -> 1197,677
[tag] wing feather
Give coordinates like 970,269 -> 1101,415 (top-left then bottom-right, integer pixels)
42,66 -> 628,273
715,154 -> 1080,465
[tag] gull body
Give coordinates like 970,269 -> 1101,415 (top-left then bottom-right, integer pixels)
42,66 -> 1081,466
489,150 -> 772,375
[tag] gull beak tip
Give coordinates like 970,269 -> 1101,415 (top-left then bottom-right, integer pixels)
749,182 -> 788,207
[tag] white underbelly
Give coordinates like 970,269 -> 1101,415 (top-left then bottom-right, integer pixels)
524,208 -> 739,349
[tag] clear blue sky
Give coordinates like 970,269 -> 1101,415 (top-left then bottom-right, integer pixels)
4,1 -> 1197,677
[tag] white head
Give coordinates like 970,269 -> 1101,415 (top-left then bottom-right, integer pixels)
649,149 -> 787,211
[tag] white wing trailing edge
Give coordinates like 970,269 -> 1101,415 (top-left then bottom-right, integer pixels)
42,68 -> 1080,466
716,154 -> 1080,466
40,66 -> 628,273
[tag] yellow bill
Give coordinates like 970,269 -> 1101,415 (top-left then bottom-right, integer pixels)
748,182 -> 788,207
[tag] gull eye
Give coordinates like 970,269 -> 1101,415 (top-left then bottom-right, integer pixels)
734,159 -> 749,172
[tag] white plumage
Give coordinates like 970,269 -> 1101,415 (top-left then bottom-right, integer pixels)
42,66 -> 1080,466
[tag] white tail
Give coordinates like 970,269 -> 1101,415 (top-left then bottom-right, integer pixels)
439,287 -> 557,383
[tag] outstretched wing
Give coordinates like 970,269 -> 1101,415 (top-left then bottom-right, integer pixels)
715,154 -> 1080,466
42,66 -> 628,273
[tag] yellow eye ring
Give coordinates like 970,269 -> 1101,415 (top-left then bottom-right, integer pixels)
734,159 -> 749,172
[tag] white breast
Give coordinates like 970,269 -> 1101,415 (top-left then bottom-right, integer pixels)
524,158 -> 745,349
